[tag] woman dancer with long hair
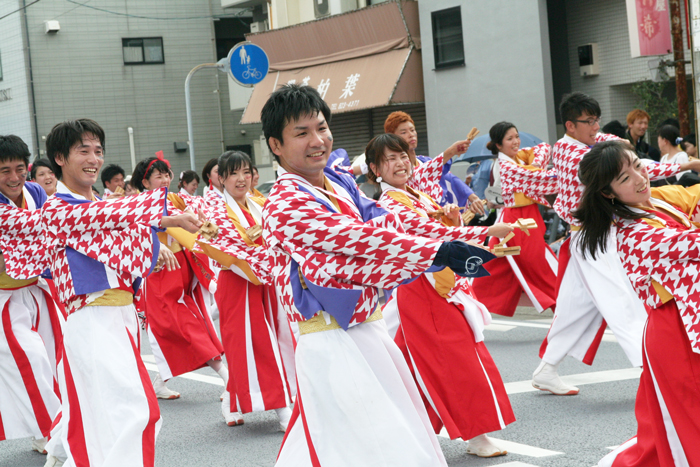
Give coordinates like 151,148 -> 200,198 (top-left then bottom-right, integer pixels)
575,140 -> 700,466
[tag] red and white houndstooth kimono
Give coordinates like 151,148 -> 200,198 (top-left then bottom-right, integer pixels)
197,188 -> 294,415
265,167 -> 448,467
41,183 -> 167,467
600,185 -> 700,467
540,134 -> 683,367
408,153 -> 446,204
473,144 -> 559,317
0,183 -> 62,443
378,183 -> 515,442
142,192 -> 223,381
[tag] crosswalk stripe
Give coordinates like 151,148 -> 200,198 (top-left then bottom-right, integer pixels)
494,462 -> 544,467
142,361 -> 225,386
438,428 -> 563,457
488,319 -> 618,342
505,368 -> 642,395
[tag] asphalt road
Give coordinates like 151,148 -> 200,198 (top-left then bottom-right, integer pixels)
1,306 -> 640,467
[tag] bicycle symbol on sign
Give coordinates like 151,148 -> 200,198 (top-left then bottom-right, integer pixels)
242,66 -> 262,80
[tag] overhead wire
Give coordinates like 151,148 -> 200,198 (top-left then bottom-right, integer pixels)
0,0 -> 43,21
63,0 -> 252,21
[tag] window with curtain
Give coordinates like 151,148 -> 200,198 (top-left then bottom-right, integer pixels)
122,38 -> 164,65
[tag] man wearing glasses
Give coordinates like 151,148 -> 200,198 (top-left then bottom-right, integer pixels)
532,92 -> 700,395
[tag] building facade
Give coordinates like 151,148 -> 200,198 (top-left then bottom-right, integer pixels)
1,0 -> 694,188
0,0 -> 269,188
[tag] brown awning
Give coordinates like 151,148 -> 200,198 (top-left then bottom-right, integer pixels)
241,47 -> 422,124
247,1 -> 420,71
240,1 -> 423,124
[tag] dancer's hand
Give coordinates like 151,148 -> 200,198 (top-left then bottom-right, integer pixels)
468,195 -> 486,215
443,138 -> 472,161
487,222 -> 514,238
443,204 -> 461,223
156,247 -> 180,272
162,212 -> 202,233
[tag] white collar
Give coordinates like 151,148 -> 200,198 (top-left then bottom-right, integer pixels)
56,181 -> 91,200
498,152 -> 517,163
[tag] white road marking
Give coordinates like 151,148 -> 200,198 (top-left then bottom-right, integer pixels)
489,319 -> 618,342
494,462 -> 543,467
438,429 -> 563,457
142,359 -> 225,386
485,323 -> 517,332
506,368 -> 642,395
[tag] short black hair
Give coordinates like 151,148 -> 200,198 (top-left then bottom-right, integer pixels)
178,169 -> 200,189
131,157 -> 172,192
0,135 -> 31,166
45,119 -> 105,180
202,158 -> 218,186
217,150 -> 252,181
251,165 -> 259,175
30,158 -> 53,180
260,84 -> 331,163
658,117 -> 680,130
100,163 -> 125,188
683,133 -> 696,148
559,92 -> 601,125
658,124 -> 681,146
601,120 -> 627,139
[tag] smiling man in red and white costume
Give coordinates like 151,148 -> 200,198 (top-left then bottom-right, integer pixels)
262,84 -> 490,466
39,119 -> 202,467
0,135 -> 62,457
533,92 -> 700,395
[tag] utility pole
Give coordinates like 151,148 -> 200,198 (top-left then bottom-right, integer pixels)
670,0 -> 690,135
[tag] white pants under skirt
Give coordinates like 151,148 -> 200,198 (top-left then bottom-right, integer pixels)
59,305 -> 162,467
541,230 -> 645,367
0,285 -> 61,440
275,319 -> 447,467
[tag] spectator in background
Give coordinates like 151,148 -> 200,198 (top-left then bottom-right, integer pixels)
472,158 -> 493,200
655,125 -> 690,186
625,109 -> 661,161
601,120 -> 627,139
682,133 -> 697,159
124,175 -> 139,196
30,158 -> 57,196
250,165 -> 264,198
101,163 -> 126,199
178,169 -> 199,196
202,158 -> 223,197
658,117 -> 680,129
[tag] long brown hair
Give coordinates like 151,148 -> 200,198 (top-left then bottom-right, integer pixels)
573,140 -> 649,259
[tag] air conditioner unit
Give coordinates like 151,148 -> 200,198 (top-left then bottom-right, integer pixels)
578,43 -> 600,77
250,21 -> 267,33
314,0 -> 330,18
44,20 -> 60,34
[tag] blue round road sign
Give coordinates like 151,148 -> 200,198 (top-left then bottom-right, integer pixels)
227,42 -> 269,87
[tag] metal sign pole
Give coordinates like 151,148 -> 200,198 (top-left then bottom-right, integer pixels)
185,45 -> 266,171
185,62 -> 226,170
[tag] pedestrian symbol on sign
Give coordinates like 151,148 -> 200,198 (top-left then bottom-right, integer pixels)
227,42 -> 269,87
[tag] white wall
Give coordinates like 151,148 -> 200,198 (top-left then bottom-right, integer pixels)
419,0 -> 557,154
0,1 -> 35,155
